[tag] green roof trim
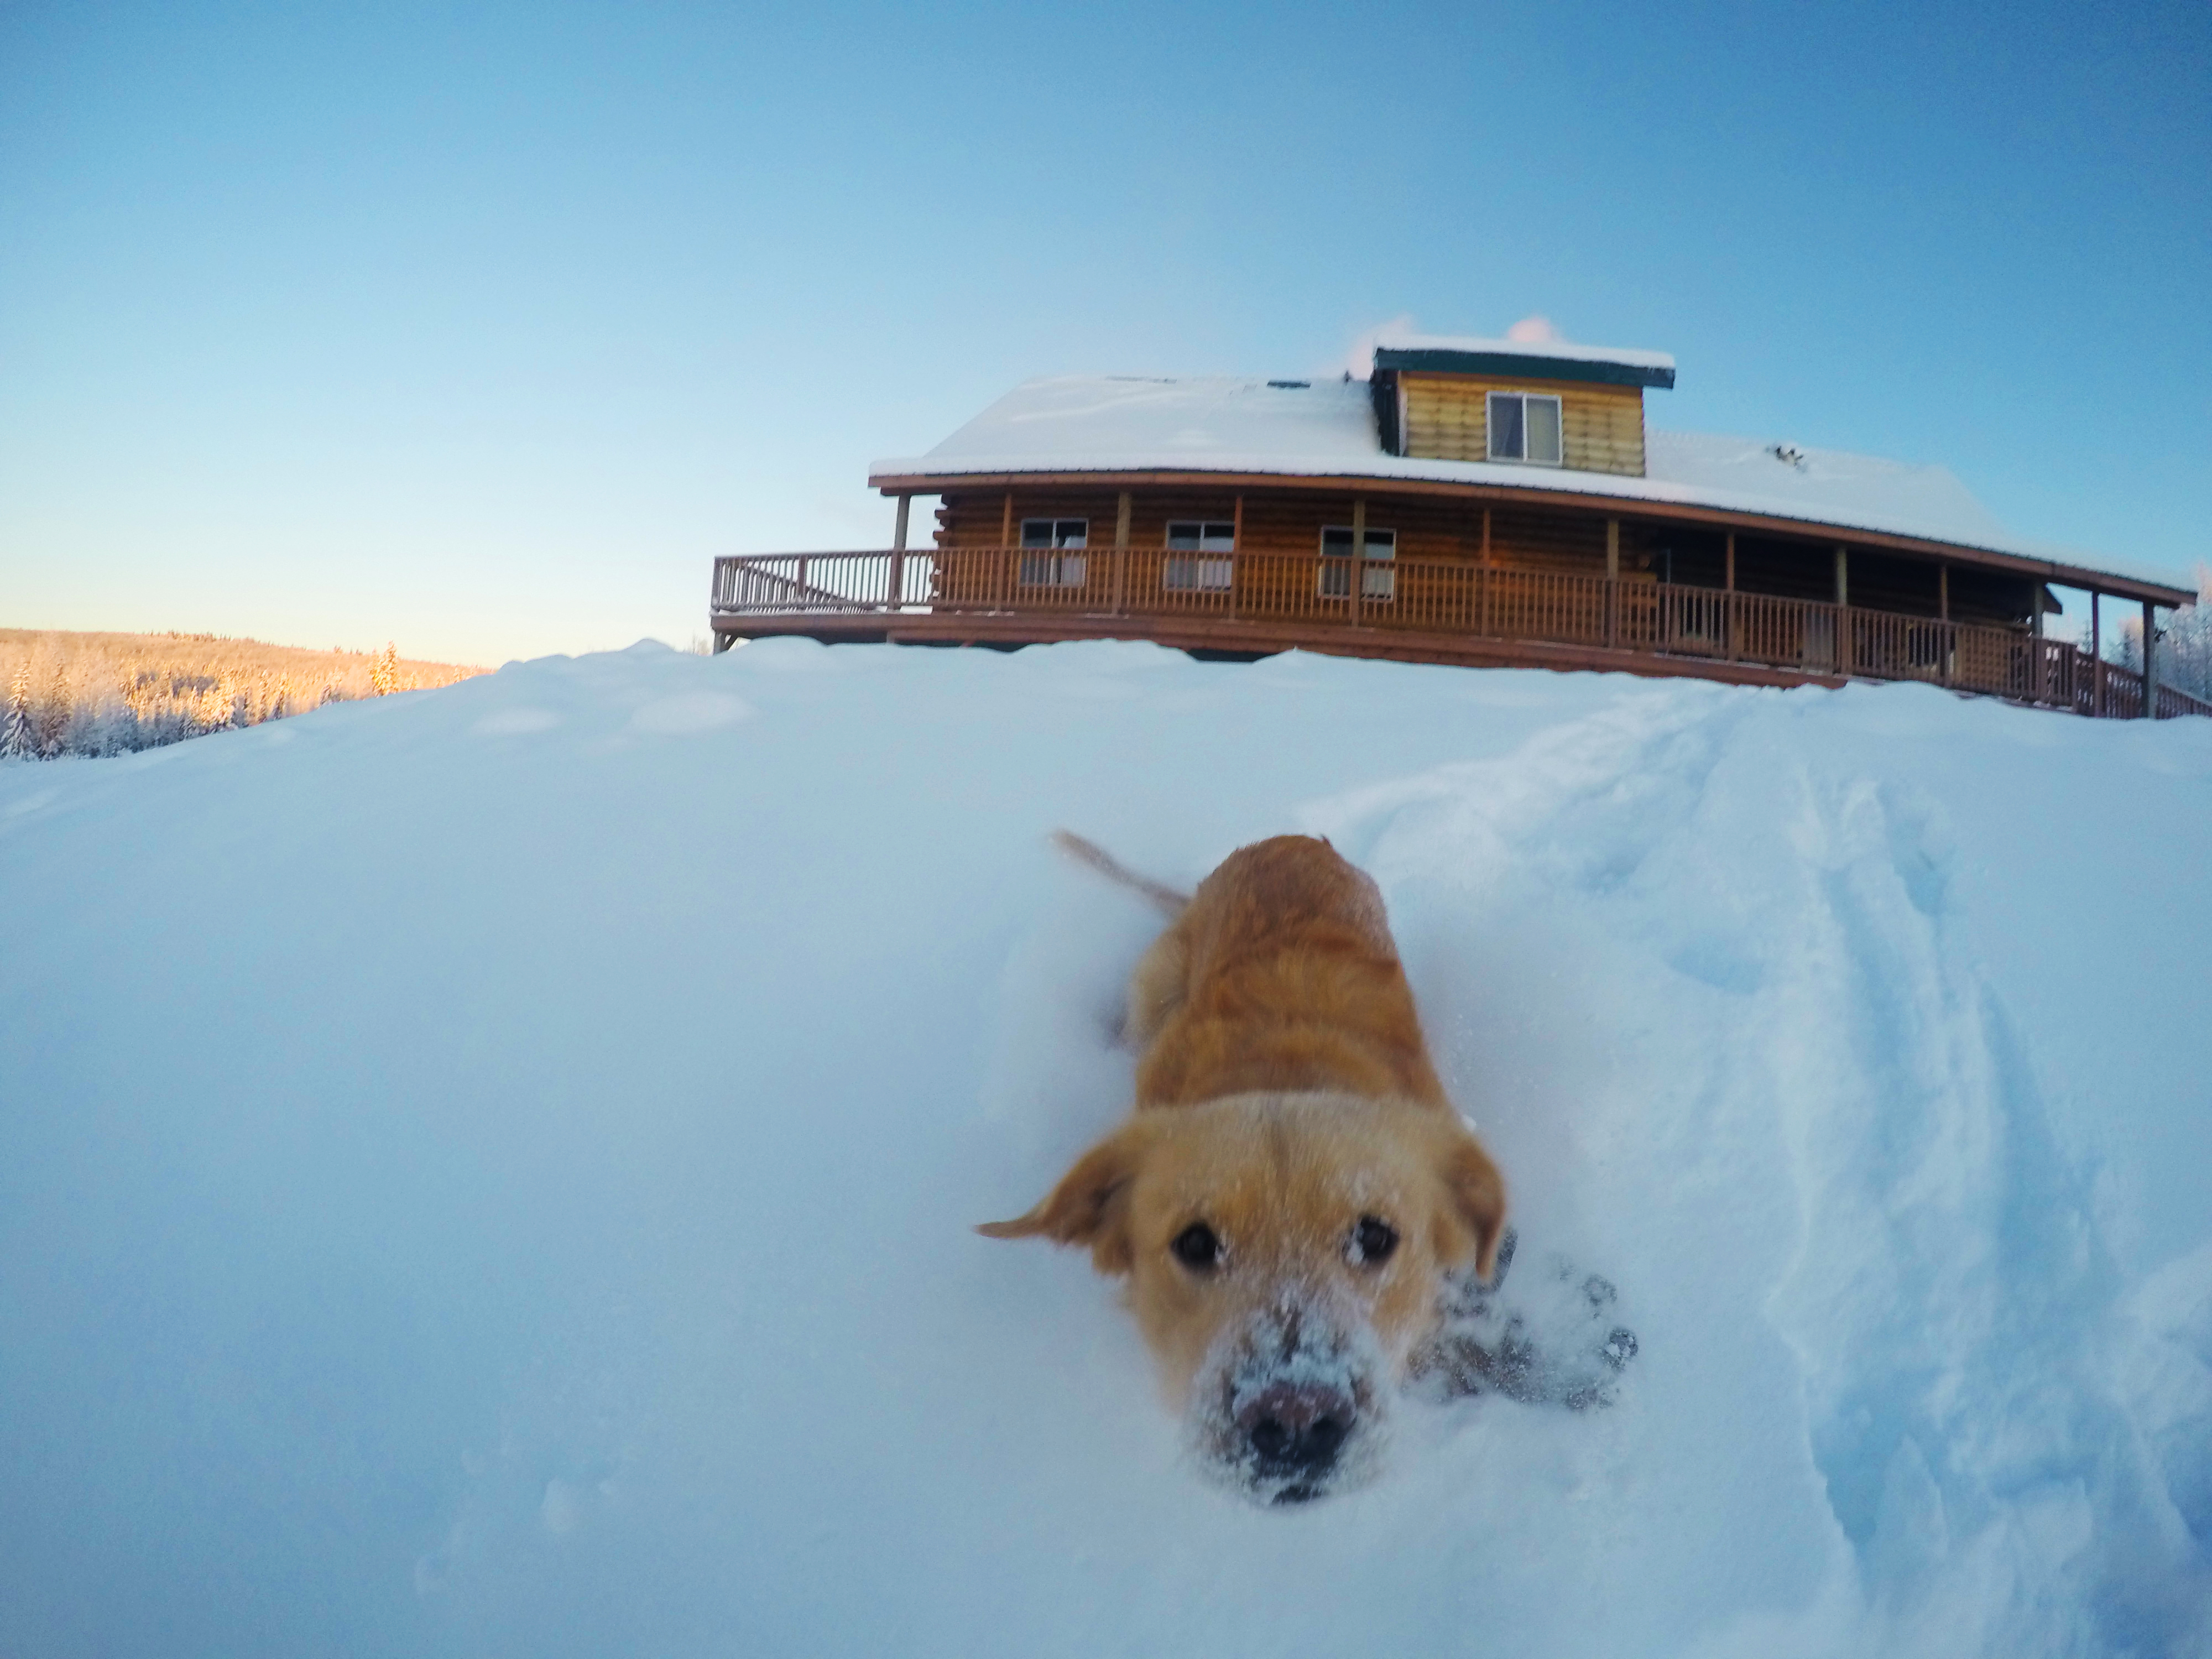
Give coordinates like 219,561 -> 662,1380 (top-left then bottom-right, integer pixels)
1374,347 -> 1676,390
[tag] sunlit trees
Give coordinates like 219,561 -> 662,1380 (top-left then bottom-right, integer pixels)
1,663 -> 32,760
0,630 -> 480,760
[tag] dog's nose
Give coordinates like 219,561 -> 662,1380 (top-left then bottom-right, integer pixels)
1238,1384 -> 1353,1473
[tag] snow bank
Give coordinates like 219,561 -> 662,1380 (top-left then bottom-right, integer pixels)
2,640 -> 2208,1657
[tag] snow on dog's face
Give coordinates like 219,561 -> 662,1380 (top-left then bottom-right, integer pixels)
980,1092 -> 1506,1505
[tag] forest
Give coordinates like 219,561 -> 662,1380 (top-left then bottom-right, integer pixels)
0,629 -> 482,759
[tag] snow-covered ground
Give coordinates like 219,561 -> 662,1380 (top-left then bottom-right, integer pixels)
2,639 -> 2208,1657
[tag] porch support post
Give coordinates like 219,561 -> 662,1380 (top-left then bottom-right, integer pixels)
1479,506 -> 1493,635
1350,497 -> 1365,626
2031,582 -> 2045,705
1605,517 -> 1620,649
2090,590 -> 2103,716
1724,533 -> 1735,661
1835,545 -> 1850,675
887,494 -> 909,611
1000,492 -> 1014,547
1939,562 -> 1951,684
1230,494 -> 1244,620
2144,599 -> 2160,718
1113,490 -> 1132,615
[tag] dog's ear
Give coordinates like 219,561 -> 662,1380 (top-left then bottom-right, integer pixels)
1431,1129 -> 1509,1285
975,1123 -> 1150,1275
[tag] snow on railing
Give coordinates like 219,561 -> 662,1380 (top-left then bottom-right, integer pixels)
708,550 -> 2204,719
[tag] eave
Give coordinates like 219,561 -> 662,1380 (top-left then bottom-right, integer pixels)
1374,347 -> 1676,390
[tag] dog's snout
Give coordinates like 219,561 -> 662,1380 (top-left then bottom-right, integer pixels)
1238,1384 -> 1353,1474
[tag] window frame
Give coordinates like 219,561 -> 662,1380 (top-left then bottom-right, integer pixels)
1485,392 -> 1565,467
1018,518 -> 1089,587
1317,525 -> 1396,599
1163,520 -> 1236,592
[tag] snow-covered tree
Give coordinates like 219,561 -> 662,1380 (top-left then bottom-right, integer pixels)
1,663 -> 34,760
38,659 -> 70,757
2112,568 -> 2212,703
2164,567 -> 2212,701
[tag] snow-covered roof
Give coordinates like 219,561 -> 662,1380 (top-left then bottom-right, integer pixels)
1373,330 -> 1677,373
1373,331 -> 1676,388
870,375 -> 2183,594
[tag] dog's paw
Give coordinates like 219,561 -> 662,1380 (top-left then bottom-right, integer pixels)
1412,1233 -> 1638,1411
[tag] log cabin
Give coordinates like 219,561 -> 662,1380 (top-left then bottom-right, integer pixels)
709,335 -> 2204,718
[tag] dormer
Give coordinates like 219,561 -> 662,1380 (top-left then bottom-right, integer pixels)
1370,338 -> 1676,477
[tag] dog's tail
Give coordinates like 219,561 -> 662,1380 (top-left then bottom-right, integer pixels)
1051,831 -> 1189,917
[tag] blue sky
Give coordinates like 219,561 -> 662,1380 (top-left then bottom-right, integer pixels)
3,0 -> 2206,664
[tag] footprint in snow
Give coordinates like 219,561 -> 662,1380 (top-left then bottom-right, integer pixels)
1411,1230 -> 1640,1411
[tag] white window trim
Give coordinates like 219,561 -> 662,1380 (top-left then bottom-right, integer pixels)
1019,518 -> 1088,549
1318,525 -> 1396,600
1163,520 -> 1235,592
1485,392 -> 1566,468
1018,518 -> 1089,587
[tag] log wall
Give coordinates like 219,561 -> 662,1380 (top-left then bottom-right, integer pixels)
1399,373 -> 1646,476
930,487 -> 2030,627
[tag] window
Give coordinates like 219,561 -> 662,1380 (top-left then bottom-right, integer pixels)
1164,521 -> 1235,591
1019,518 -> 1088,587
1486,392 -> 1563,466
1319,525 -> 1396,599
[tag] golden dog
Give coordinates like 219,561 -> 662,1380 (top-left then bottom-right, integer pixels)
981,833 -> 1507,1504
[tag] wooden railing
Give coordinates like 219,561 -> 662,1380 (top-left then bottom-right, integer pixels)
710,549 -> 2210,719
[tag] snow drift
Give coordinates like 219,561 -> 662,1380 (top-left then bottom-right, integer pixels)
2,639 -> 2208,1657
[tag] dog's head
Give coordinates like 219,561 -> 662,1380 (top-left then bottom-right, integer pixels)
980,1092 -> 1506,1505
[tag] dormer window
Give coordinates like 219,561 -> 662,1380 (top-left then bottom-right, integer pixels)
1487,392 -> 1563,466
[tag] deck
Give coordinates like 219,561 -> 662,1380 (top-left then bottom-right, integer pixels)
709,547 -> 2208,719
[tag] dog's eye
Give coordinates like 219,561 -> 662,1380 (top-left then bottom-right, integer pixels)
1170,1223 -> 1223,1271
1349,1215 -> 1399,1266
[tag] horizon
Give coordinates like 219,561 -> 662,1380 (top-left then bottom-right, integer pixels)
3,0 -> 2206,666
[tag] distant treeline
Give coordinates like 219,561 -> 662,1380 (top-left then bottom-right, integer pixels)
1,629 -> 483,760
2107,567 -> 2212,703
